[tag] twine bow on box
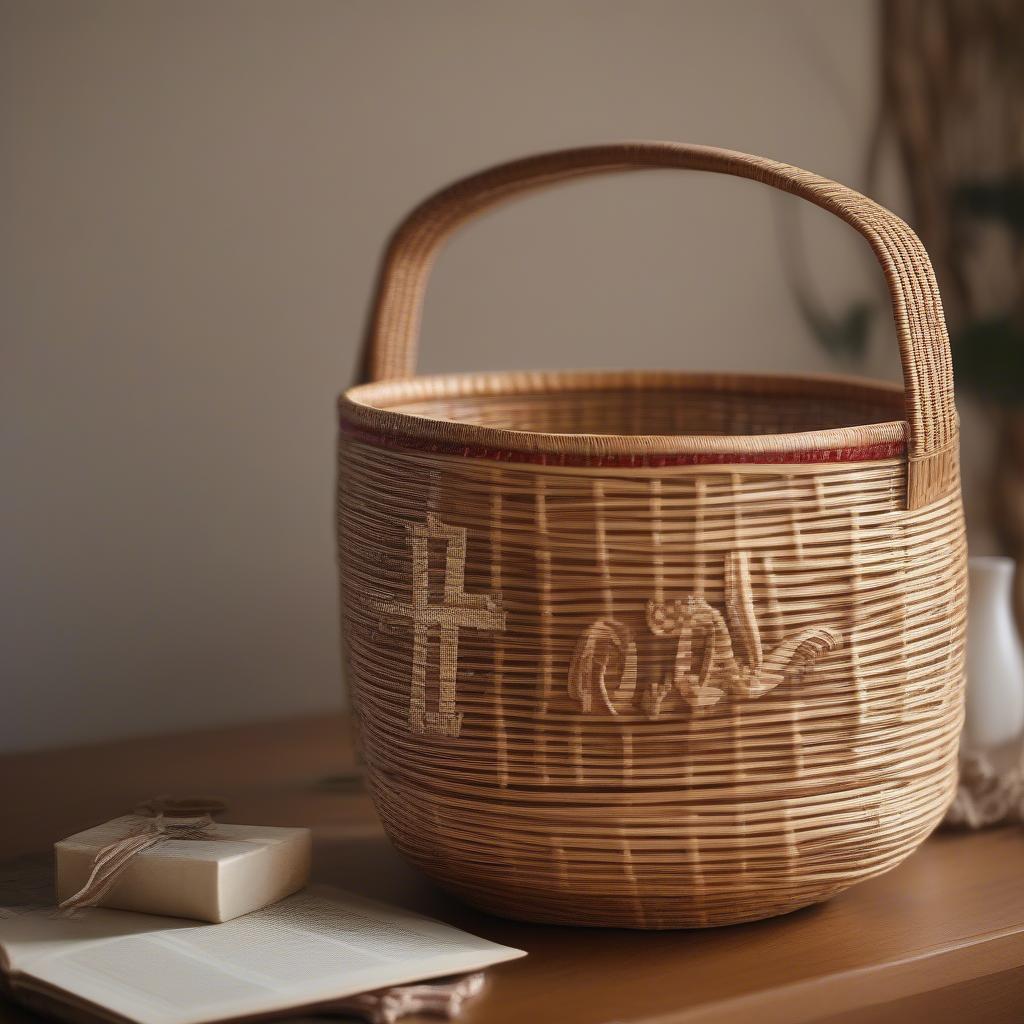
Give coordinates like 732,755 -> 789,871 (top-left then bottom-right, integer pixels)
58,796 -> 228,913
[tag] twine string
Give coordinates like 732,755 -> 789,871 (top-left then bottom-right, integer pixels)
58,797 -> 226,913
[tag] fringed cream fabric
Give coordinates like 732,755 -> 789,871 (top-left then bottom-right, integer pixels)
945,751 -> 1024,829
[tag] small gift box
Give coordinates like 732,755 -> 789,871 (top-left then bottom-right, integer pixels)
55,798 -> 311,923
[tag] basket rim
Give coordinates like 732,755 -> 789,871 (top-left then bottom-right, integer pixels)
339,369 -> 908,463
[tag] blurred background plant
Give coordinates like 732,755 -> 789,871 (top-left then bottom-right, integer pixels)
788,0 -> 1024,623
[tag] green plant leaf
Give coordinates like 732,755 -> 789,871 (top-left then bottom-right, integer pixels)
952,315 -> 1024,404
955,179 -> 1024,235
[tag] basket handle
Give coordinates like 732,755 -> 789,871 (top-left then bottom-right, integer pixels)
358,143 -> 957,509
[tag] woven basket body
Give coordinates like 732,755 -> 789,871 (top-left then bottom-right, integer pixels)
337,144 -> 966,928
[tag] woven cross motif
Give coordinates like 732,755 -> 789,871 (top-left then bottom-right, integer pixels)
569,551 -> 841,717
375,514 -> 505,738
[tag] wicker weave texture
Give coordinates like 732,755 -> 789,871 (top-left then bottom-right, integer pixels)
336,144 -> 966,928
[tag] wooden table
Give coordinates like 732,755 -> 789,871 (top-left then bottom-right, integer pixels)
2,714 -> 1022,1023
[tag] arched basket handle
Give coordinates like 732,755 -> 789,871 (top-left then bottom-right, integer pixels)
357,142 -> 958,510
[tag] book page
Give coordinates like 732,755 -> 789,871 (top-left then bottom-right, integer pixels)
0,886 -> 525,1024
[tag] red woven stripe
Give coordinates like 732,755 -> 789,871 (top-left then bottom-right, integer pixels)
339,419 -> 906,467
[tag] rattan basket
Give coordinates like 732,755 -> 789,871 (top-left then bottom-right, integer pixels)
337,143 -> 966,929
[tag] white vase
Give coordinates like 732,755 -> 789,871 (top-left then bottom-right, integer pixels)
964,556 -> 1024,763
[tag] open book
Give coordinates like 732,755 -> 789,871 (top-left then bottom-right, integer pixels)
0,885 -> 525,1024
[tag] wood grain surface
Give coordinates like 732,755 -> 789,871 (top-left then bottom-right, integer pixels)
1,714 -> 1021,1023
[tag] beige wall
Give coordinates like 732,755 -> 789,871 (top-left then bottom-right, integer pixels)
3,0 -> 896,751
